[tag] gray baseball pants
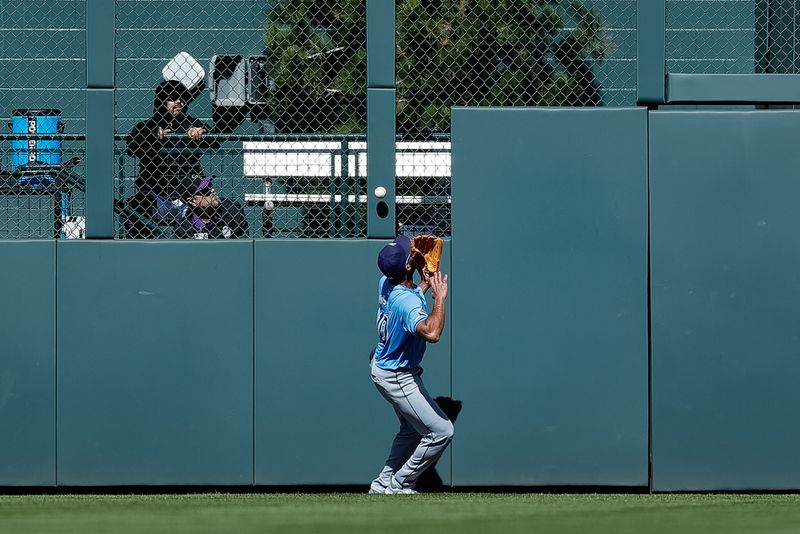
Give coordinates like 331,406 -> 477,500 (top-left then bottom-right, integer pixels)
370,360 -> 454,489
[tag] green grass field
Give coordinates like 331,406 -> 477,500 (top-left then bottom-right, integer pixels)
1,493 -> 799,534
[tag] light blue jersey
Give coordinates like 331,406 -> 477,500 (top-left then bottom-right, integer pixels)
373,276 -> 429,370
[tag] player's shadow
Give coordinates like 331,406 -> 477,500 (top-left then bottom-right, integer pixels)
416,396 -> 462,491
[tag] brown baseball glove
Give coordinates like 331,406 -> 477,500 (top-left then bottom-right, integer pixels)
411,235 -> 443,276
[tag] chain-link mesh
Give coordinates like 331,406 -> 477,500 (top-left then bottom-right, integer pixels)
242,137 -> 368,237
397,0 -> 634,131
114,0 -> 368,239
115,134 -> 368,238
395,139 -> 451,238
667,0 -> 799,74
264,0 -> 366,134
0,1 -> 86,239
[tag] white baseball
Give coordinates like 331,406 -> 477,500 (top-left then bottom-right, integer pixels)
374,186 -> 387,198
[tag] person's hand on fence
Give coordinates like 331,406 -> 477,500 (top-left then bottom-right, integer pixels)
156,127 -> 172,141
187,127 -> 206,142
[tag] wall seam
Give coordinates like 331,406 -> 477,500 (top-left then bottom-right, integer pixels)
646,110 -> 654,494
54,240 -> 59,486
252,240 -> 256,485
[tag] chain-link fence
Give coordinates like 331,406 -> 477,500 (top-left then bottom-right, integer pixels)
115,0 -> 263,239
0,1 -> 86,239
115,133 -> 369,238
667,0 -> 799,74
114,0 -> 371,239
241,137 -> 368,238
397,0 -> 635,130
8,1 -> 800,240
1,1 -> 640,240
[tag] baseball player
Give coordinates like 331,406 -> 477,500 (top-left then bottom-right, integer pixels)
369,235 -> 453,494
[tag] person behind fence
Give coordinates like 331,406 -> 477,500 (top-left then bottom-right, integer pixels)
173,175 -> 249,239
124,79 -> 212,237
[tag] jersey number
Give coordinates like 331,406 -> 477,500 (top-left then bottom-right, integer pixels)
377,313 -> 388,343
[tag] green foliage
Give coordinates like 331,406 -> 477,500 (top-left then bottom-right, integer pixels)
264,0 -> 611,134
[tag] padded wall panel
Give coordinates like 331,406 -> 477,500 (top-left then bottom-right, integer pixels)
0,241 -> 56,485
451,108 -> 649,486
57,241 -> 253,485
651,110 -> 800,490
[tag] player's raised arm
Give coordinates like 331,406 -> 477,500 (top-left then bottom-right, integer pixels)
415,272 -> 448,343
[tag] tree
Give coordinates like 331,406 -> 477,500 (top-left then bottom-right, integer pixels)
263,0 -> 612,134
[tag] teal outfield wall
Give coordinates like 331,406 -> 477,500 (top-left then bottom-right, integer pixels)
650,111 -> 800,491
451,108 -> 649,486
0,241 -> 56,486
5,108 -> 800,490
57,241 -> 254,485
0,239 -> 453,487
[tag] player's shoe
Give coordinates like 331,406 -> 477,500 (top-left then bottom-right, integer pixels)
367,479 -> 387,494
384,476 -> 418,495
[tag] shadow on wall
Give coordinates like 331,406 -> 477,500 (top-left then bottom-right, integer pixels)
416,396 -> 463,490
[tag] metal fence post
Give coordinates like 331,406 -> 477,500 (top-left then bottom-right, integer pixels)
339,138 -> 350,237
85,0 -> 115,238
637,0 -> 666,106
328,152 -> 337,238
366,0 -> 396,238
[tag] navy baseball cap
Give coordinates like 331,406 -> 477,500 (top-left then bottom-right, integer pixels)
377,235 -> 412,279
